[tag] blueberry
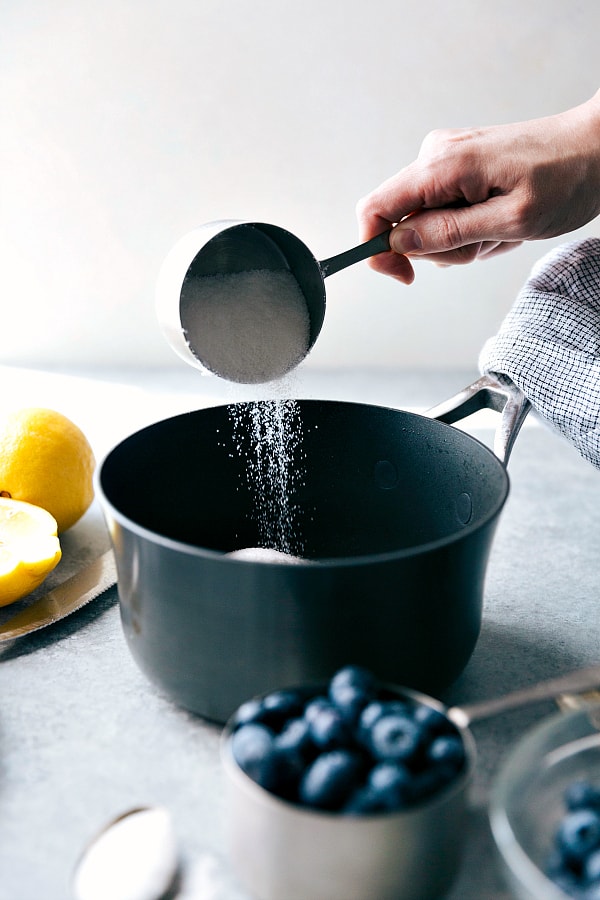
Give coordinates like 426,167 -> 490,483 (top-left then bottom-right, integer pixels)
367,762 -> 412,810
343,785 -> 386,814
556,809 -> 600,867
329,666 -> 378,720
232,698 -> 265,727
426,735 -> 465,772
268,747 -> 306,798
413,703 -> 453,739
566,780 -> 600,813
545,850 -> 582,895
232,689 -> 306,732
299,750 -> 364,810
358,701 -> 387,735
263,690 -> 304,719
329,665 -> 377,694
584,848 -> 600,883
307,702 -> 353,751
328,667 -> 382,726
369,712 -> 422,764
329,683 -> 374,726
407,764 -> 458,803
231,723 -> 305,797
583,881 -> 600,900
276,717 -> 315,759
381,700 -> 413,717
231,724 -> 275,784
304,696 -> 331,724
358,700 -> 411,743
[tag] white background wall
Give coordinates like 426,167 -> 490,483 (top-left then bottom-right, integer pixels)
2,0 -> 599,372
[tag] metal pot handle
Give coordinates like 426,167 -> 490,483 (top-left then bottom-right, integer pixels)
425,373 -> 531,465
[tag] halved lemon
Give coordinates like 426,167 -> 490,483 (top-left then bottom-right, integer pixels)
0,497 -> 62,607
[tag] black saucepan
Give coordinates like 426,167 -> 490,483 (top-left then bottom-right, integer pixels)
97,374 -> 530,722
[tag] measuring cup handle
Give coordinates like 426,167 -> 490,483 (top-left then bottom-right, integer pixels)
425,373 -> 531,465
449,664 -> 600,728
319,230 -> 391,279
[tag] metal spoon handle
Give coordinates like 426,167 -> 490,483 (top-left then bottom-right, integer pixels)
319,230 -> 391,278
449,664 -> 600,728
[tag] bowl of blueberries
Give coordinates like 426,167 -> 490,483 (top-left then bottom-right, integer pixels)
490,703 -> 600,899
221,665 -> 475,900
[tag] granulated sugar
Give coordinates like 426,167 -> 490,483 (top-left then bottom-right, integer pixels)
181,268 -> 311,384
226,547 -> 304,564
228,397 -> 305,557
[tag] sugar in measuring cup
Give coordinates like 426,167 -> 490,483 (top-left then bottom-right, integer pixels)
156,220 -> 390,384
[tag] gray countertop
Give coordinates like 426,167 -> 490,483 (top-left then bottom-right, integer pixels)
1,364 -> 599,900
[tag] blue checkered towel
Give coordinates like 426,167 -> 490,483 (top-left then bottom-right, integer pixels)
479,237 -> 600,469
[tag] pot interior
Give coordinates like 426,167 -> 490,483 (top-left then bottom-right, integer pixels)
99,399 -> 508,560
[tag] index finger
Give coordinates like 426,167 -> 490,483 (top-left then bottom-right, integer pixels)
356,168 -> 427,241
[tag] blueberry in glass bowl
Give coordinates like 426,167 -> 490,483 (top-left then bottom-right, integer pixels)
221,665 -> 475,900
490,703 -> 600,899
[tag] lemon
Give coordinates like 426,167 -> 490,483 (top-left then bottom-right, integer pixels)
0,408 -> 95,533
0,497 -> 62,606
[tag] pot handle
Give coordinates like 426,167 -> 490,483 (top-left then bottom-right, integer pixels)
425,373 -> 531,464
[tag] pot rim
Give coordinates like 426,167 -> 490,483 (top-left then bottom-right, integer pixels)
96,399 -> 510,568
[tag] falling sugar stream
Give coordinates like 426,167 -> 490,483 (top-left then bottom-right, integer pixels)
229,397 -> 305,557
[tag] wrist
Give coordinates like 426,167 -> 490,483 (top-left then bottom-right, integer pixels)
562,91 -> 600,205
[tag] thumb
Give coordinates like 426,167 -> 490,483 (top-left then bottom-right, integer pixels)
390,198 -> 514,255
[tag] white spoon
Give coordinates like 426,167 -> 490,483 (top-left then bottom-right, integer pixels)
72,806 -> 179,900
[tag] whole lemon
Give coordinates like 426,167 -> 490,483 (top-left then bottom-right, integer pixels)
0,408 -> 95,533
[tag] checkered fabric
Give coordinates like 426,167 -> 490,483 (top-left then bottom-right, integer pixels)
479,237 -> 600,469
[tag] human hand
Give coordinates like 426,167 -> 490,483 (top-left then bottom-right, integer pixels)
356,91 -> 600,284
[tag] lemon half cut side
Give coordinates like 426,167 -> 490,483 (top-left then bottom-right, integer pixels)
0,497 -> 62,607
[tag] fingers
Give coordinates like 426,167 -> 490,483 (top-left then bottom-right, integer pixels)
356,126 -> 528,282
388,196 -> 521,257
356,166 -> 429,242
477,240 -> 524,259
386,228 -> 423,254
366,251 -> 415,284
358,178 -> 522,275
430,242 -> 483,266
417,239 -> 523,267
356,129 -> 489,243
476,240 -> 503,257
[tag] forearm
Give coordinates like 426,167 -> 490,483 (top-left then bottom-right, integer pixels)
555,90 -> 600,229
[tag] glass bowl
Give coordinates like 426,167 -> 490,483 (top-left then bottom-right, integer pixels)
489,703 -> 600,899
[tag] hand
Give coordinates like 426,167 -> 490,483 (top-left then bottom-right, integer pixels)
356,90 -> 600,284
